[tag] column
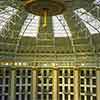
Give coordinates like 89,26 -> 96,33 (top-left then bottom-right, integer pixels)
74,68 -> 80,100
96,69 -> 100,100
32,69 -> 37,100
52,68 -> 58,100
11,68 -> 15,100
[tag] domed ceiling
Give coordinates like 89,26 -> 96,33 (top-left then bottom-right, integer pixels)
0,0 -> 100,64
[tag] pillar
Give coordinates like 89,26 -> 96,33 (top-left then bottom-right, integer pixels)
11,68 -> 15,100
74,68 -> 80,100
52,68 -> 58,100
32,69 -> 37,100
96,69 -> 100,100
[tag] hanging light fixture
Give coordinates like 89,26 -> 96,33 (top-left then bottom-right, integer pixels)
22,0 -> 66,27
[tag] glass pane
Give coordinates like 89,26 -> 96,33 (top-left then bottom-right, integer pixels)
15,69 -> 32,100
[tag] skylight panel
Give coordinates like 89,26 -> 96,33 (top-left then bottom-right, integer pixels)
74,8 -> 100,34
20,14 -> 40,37
0,6 -> 17,32
94,0 -> 100,5
52,15 -> 72,37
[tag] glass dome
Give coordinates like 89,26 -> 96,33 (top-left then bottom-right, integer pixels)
0,0 -> 100,63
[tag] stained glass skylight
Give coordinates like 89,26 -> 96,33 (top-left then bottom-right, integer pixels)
52,15 -> 72,37
19,14 -> 40,37
74,8 -> 100,34
0,6 -> 17,32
